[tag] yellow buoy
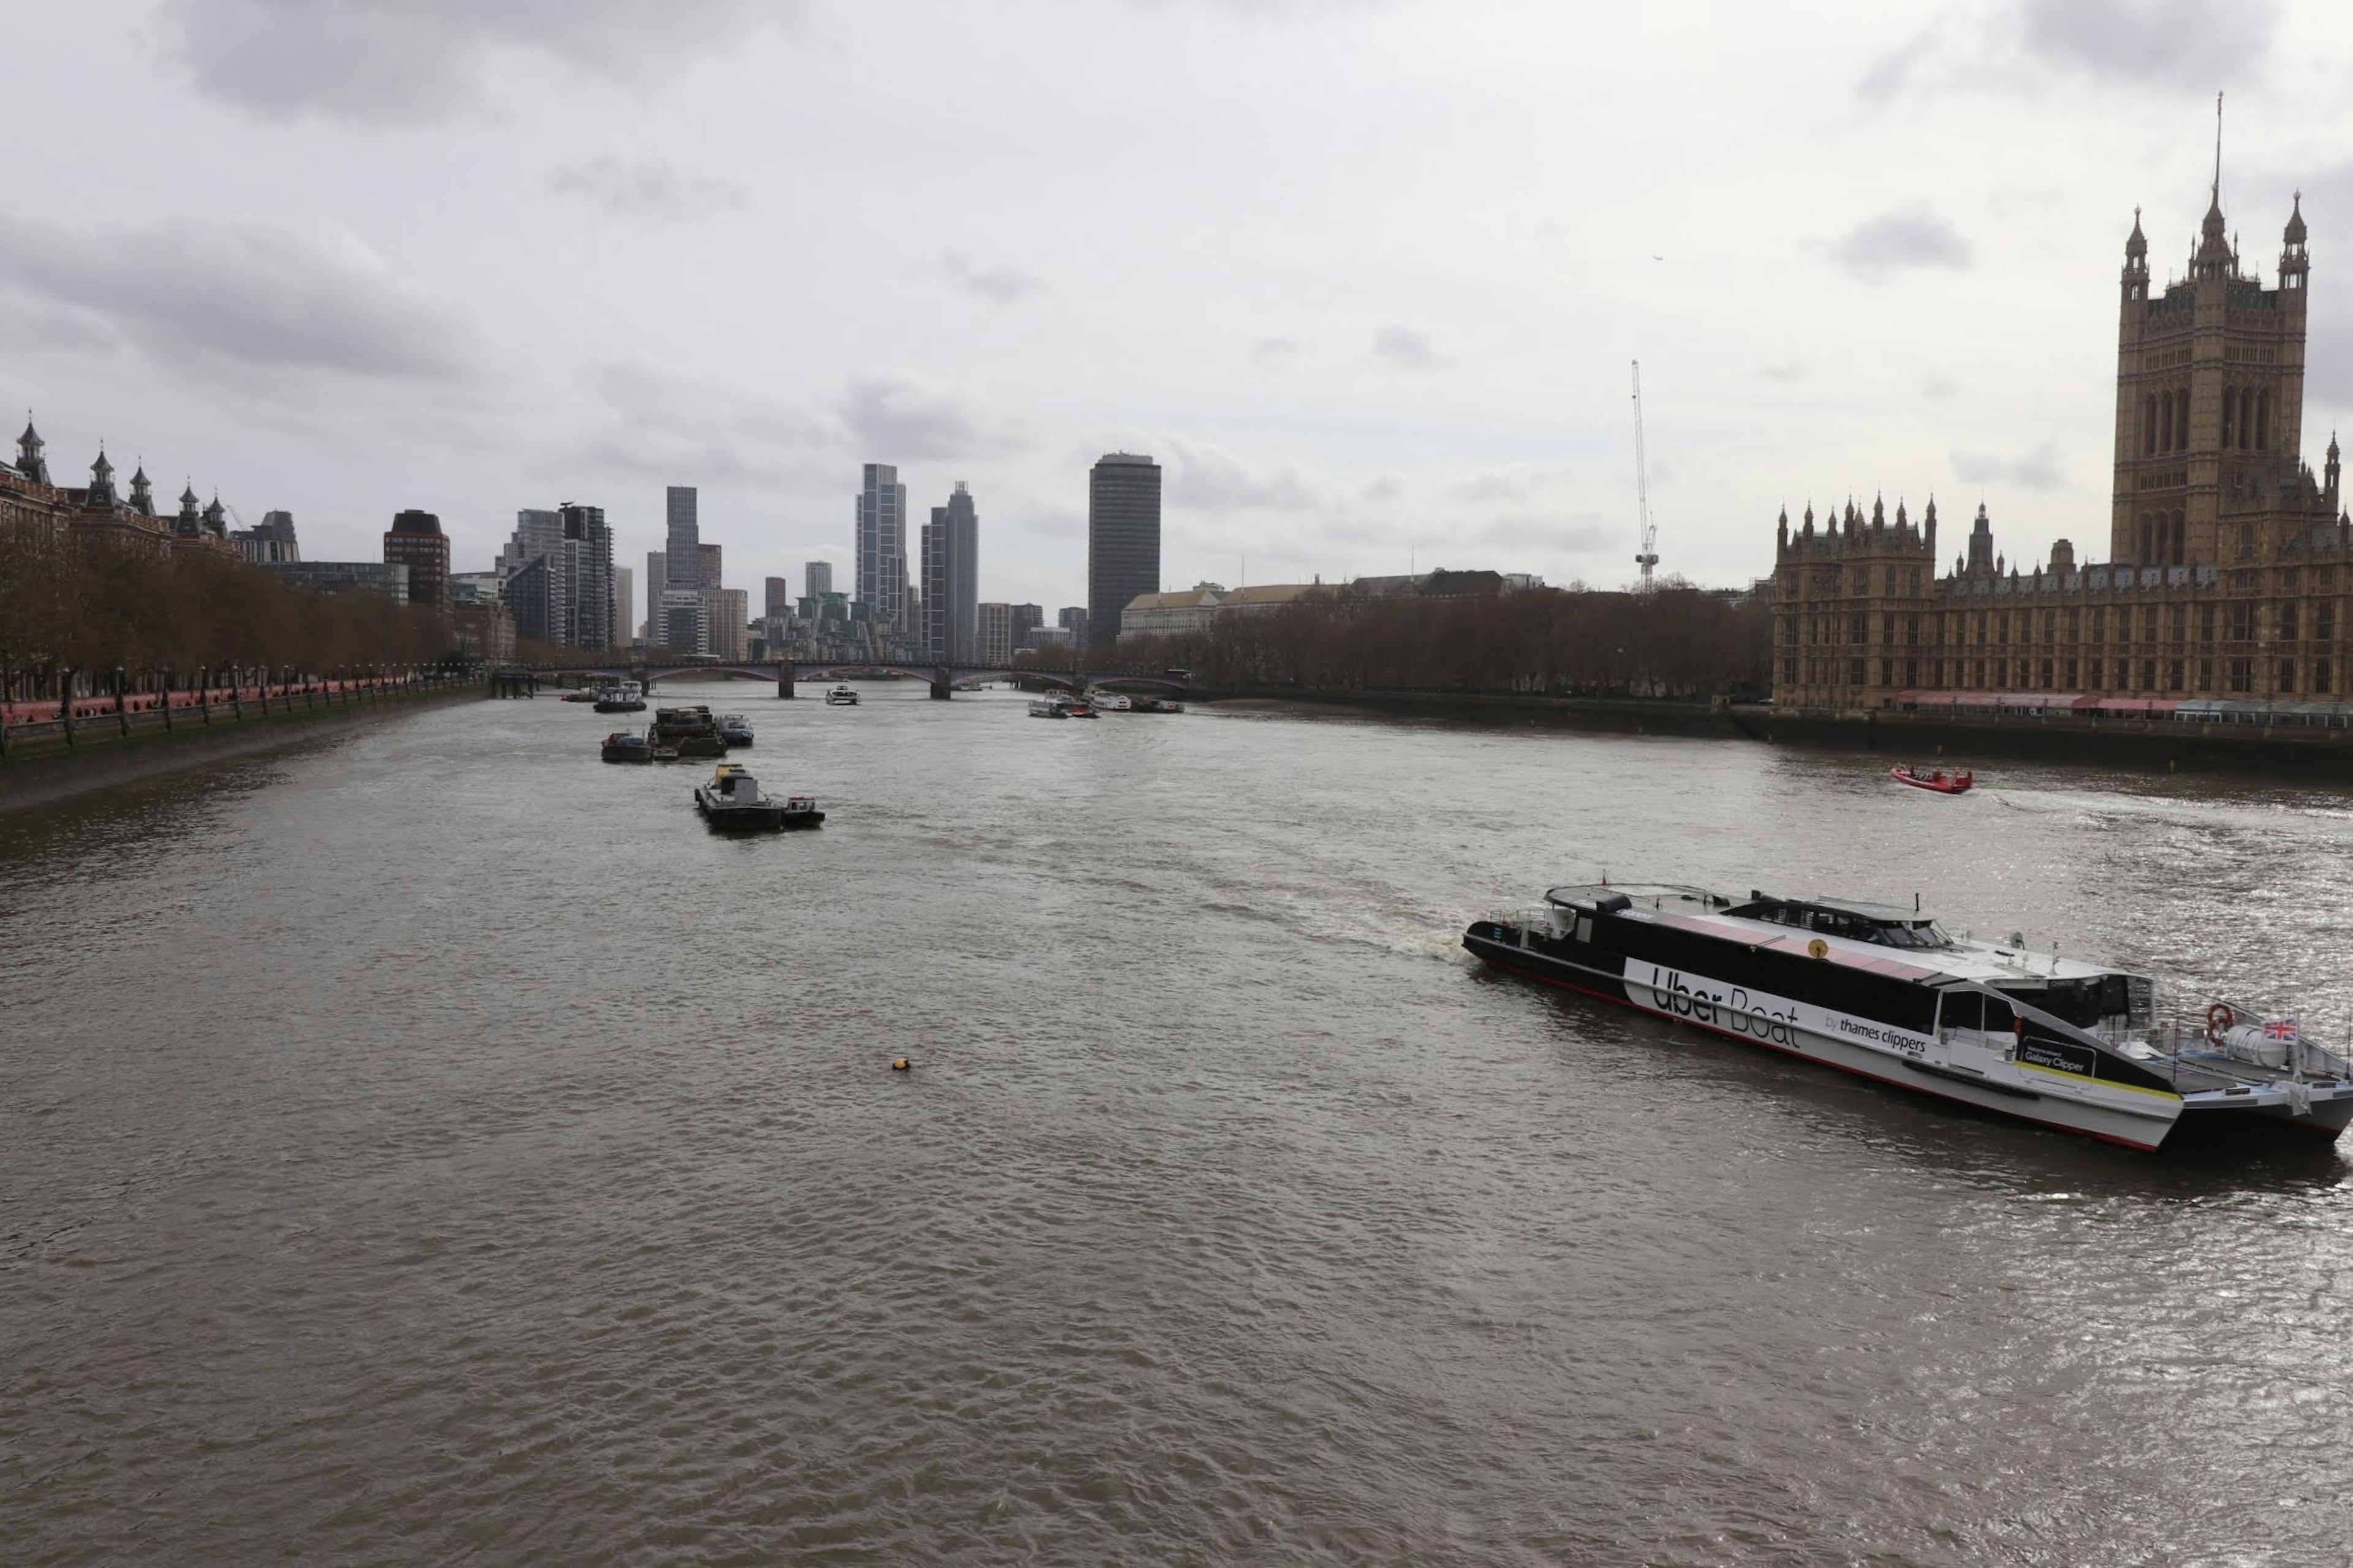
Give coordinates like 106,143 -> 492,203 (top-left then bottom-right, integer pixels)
891,1057 -> 911,1072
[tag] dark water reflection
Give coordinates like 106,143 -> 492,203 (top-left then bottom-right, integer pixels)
4,687 -> 2351,1564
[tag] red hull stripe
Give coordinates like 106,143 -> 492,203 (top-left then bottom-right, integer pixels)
1472,946 -> 2165,1154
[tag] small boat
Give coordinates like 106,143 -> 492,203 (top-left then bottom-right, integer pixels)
595,681 -> 647,714
694,764 -> 825,831
561,689 -> 601,703
716,713 -> 754,747
653,705 -> 727,757
601,730 -> 652,763
825,685 -> 860,706
1029,695 -> 1097,719
1085,687 -> 1132,712
1891,764 -> 1973,795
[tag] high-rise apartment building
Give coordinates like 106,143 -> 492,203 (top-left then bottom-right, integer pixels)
1088,453 -> 1161,648
765,575 -> 792,618
977,601 -> 1015,666
855,464 -> 908,626
615,566 -> 634,647
920,481 -> 979,664
666,487 -> 699,573
714,588 -> 749,659
561,502 -> 615,649
382,509 -> 450,612
1012,603 -> 1042,648
806,560 -> 834,599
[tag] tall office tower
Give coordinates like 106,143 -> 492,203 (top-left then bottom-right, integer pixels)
666,487 -> 699,572
920,481 -> 980,663
805,559 -> 833,599
714,588 -> 749,659
1087,453 -> 1161,648
559,501 -> 613,648
382,509 -> 450,612
615,566 -> 634,646
697,541 -> 722,589
855,463 -> 908,624
502,509 -> 572,649
645,550 -> 665,642
765,575 -> 792,618
1011,603 -> 1042,648
976,602 -> 1015,666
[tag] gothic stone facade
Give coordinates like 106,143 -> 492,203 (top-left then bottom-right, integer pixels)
1774,189 -> 2350,710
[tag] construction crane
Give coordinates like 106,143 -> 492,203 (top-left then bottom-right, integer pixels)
1631,359 -> 1659,593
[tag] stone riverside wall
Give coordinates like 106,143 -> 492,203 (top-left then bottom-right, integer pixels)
0,674 -> 482,814
1735,702 -> 2353,776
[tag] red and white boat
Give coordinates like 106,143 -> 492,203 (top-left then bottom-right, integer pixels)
1890,764 -> 1972,794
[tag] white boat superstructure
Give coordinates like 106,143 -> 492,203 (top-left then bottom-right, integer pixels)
1465,883 -> 2353,1153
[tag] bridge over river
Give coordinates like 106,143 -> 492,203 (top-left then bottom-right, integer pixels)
500,659 -> 1192,701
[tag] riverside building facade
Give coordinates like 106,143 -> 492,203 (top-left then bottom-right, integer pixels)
1775,187 -> 2350,713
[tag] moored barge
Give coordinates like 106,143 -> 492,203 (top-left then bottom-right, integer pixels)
1465,884 -> 2353,1152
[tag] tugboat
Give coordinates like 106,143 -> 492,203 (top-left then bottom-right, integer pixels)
653,705 -> 726,757
1464,882 -> 2353,1153
1891,764 -> 1973,794
716,713 -> 754,748
595,681 -> 647,714
825,685 -> 860,706
693,762 -> 824,831
601,730 -> 652,763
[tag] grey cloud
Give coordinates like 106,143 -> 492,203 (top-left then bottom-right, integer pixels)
941,251 -> 1045,304
161,0 -> 805,124
0,213 -> 477,381
1862,0 -> 2276,102
2017,0 -> 2276,88
1826,206 -> 1974,282
1471,512 -> 1614,553
1451,464 -> 1572,504
1251,335 -> 1300,365
549,158 -> 748,219
1373,324 -> 1446,371
840,377 -> 1012,462
570,362 -> 834,485
1020,506 -> 1086,540
1757,362 -> 1809,384
1952,441 -> 2064,490
1361,474 -> 1402,503
1922,374 -> 1960,400
1165,439 -> 1321,511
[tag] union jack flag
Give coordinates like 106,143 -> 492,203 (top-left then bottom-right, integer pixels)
2264,1017 -> 2301,1044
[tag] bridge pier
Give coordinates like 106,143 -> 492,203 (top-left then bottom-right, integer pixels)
930,665 -> 952,700
778,659 -> 794,698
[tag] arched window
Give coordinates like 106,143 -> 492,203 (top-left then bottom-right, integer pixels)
2139,515 -> 2153,561
2158,392 -> 2173,453
2177,390 -> 2191,451
2222,387 -> 2237,449
2258,390 -> 2272,450
2171,509 -> 2186,564
2143,394 -> 2158,455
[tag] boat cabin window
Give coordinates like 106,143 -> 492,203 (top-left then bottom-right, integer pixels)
1731,899 -> 1949,949
1940,991 -> 1982,1032
1999,975 -> 2129,1029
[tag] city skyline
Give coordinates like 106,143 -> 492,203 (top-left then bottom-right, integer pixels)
15,4 -> 2353,611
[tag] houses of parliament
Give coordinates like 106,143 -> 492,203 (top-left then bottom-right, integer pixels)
1772,178 -> 2349,711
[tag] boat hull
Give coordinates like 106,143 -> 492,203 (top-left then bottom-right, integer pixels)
1463,926 -> 2183,1151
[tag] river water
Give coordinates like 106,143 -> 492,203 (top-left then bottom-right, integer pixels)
5,684 -> 2352,1564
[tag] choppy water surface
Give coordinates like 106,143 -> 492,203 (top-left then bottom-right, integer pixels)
5,687 -> 2353,1564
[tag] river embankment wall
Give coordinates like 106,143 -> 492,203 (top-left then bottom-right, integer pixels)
1731,703 -> 2353,775
1191,685 -> 1745,737
0,677 -> 483,814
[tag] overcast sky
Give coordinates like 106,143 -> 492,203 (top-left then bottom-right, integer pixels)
7,0 -> 2353,621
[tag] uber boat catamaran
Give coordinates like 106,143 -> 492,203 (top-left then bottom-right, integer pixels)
1464,884 -> 2353,1152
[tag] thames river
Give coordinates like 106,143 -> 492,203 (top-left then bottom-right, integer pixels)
6,684 -> 2352,1564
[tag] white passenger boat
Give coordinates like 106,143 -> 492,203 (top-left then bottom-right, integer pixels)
825,685 -> 860,706
1464,884 -> 2353,1153
1084,687 -> 1132,711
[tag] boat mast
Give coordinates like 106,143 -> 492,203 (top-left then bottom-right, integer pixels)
1631,359 -> 1659,594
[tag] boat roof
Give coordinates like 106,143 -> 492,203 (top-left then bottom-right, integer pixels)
1545,882 -> 2131,987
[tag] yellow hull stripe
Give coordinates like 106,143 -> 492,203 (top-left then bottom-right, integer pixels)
2020,1061 -> 2183,1102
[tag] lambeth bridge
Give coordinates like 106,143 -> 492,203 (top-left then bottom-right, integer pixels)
490,659 -> 1192,701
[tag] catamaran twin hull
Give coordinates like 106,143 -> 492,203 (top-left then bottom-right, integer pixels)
1464,885 -> 2353,1153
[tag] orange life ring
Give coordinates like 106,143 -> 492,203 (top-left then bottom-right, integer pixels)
2205,1002 -> 2234,1045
